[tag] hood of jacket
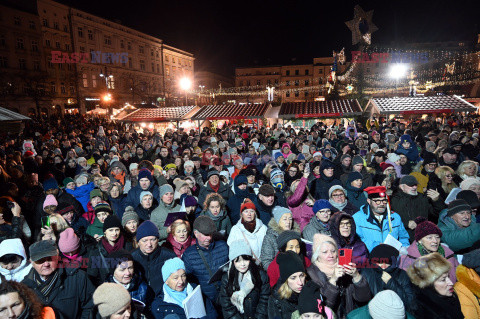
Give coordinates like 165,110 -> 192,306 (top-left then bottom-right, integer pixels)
233,175 -> 249,198
438,210 -> 461,230
329,212 -> 358,247
456,264 -> 480,298
0,238 -> 32,279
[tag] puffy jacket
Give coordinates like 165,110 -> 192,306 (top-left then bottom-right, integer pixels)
267,283 -> 299,319
352,205 -> 410,252
329,212 -> 368,265
150,200 -> 180,241
218,269 -> 269,319
66,182 -> 95,212
360,264 -> 415,313
182,240 -> 229,303
227,218 -> 267,260
198,182 -> 233,209
0,216 -> 23,243
310,172 -> 342,200
23,266 -> 95,319
0,238 -> 32,283
106,274 -> 154,307
227,175 -> 256,224
125,183 -> 160,210
399,240 -> 459,283
287,177 -> 315,231
437,209 -> 480,253
302,216 -> 330,242
131,246 -> 177,296
454,265 -> 480,319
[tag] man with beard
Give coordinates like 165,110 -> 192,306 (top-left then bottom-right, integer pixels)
353,186 -> 410,252
391,175 -> 443,239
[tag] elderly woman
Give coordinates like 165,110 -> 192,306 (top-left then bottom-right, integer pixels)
152,257 -> 217,319
456,160 -> 479,182
307,233 -> 371,318
428,166 -> 458,202
407,253 -> 463,319
400,217 -> 458,283
328,185 -> 359,216
161,219 -> 196,257
135,191 -> 157,223
460,178 -> 480,199
286,169 -> 315,231
199,192 -> 232,238
0,281 -> 55,319
227,199 -> 267,263
260,206 -> 300,270
328,212 -> 368,265
219,241 -> 269,319
303,200 -> 333,241
150,184 -> 180,242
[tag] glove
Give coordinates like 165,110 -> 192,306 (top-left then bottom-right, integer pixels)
230,291 -> 246,314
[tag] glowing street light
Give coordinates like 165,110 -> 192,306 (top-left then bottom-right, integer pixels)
389,64 -> 408,79
179,77 -> 192,105
102,93 -> 112,102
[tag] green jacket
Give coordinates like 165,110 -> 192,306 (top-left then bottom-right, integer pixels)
150,200 -> 179,242
437,208 -> 480,253
347,304 -> 415,319
86,217 -> 104,238
198,210 -> 232,238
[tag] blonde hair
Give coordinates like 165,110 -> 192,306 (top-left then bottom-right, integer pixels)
435,166 -> 457,194
170,219 -> 191,235
278,279 -> 295,299
48,214 -> 70,233
457,160 -> 478,177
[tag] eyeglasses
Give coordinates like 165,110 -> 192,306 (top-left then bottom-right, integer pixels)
445,175 -> 453,178
372,199 -> 388,204
339,222 -> 351,228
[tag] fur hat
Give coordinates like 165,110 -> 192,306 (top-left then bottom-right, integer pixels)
406,252 -> 452,288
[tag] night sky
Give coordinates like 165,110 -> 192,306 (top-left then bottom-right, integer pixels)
57,0 -> 479,77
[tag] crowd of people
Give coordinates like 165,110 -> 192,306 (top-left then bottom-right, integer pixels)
1,113 -> 480,319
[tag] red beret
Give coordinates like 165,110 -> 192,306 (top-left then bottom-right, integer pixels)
364,186 -> 387,199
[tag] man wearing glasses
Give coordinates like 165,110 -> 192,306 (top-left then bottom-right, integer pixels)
353,186 -> 410,252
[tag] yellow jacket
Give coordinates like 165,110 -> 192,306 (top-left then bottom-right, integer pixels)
455,264 -> 480,319
410,170 -> 429,194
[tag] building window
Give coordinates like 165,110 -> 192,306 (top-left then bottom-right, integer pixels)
127,42 -> 131,50
165,55 -> 169,62
79,46 -> 85,53
151,49 -> 154,57
69,85 -> 75,94
319,69 -> 323,74
165,66 -> 169,76
51,82 -> 56,93
29,21 -> 36,29
172,57 -> 175,63
42,19 -> 49,27
16,38 -> 24,49
140,60 -> 145,71
82,73 -> 88,87
305,80 -> 309,85
14,17 -> 21,26
61,82 -> 66,93
295,80 -> 299,86
104,36 -> 111,45
286,70 -> 290,76
305,91 -> 309,97
257,80 -> 261,85
156,51 -> 159,58
92,75 -> 97,88
0,56 -> 7,68
65,43 -> 70,50
286,81 -> 290,86
45,39 -> 51,47
0,35 -> 6,47
88,30 -> 93,40
156,64 -> 160,73
295,70 -> 299,75
55,41 -> 61,49
286,91 -> 290,97
54,21 -> 59,30
63,25 -> 68,32
295,91 -> 299,97
128,57 -> 132,68
139,46 -> 144,54
120,40 -> 124,49
107,76 -> 115,89
305,70 -> 309,75
78,27 -> 83,37
33,60 -> 40,70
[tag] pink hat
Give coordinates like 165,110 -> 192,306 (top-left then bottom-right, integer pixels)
58,228 -> 80,253
43,194 -> 58,209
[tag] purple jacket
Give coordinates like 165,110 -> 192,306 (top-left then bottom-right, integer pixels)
287,177 -> 314,232
399,240 -> 459,283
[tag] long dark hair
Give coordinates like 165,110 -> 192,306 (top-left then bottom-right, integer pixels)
226,255 -> 262,297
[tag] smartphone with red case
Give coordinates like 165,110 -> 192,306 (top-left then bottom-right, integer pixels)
338,248 -> 353,266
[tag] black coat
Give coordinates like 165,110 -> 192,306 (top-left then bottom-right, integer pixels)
23,266 -> 95,319
310,173 -> 342,200
411,286 -> 464,319
218,270 -> 269,319
267,284 -> 299,319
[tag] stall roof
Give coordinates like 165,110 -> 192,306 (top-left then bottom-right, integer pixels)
191,103 -> 269,120
0,107 -> 30,121
366,95 -> 477,115
120,105 -> 199,122
278,100 -> 362,119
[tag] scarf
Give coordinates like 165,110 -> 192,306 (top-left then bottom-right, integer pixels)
113,170 -> 125,186
164,283 -> 188,307
241,218 -> 256,233
231,271 -> 254,314
329,198 -> 347,211
417,241 -> 445,257
102,235 -> 125,255
205,209 -> 224,221
209,181 -> 220,193
34,270 -> 59,297
113,276 -> 131,290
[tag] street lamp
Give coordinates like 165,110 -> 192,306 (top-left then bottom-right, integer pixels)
179,77 -> 192,106
389,64 -> 408,95
100,67 -> 114,114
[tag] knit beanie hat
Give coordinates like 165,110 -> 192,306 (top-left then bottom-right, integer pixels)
313,199 -> 332,214
368,290 -> 405,319
55,202 -> 75,215
414,217 -> 442,242
352,155 -> 364,167
460,178 -> 480,191
129,163 -> 138,171
43,177 -> 58,191
270,168 -> 284,181
346,171 -> 363,185
457,190 -> 480,209
63,177 -> 74,188
274,152 -> 284,161
43,195 -> 58,209
369,244 -> 399,266
139,191 -> 153,202
138,169 -> 153,182
277,230 -> 301,251
90,188 -> 105,200
103,215 -> 122,232
159,184 -> 174,199
277,251 -> 305,283
462,248 -> 480,274
380,162 -> 394,172
136,221 -> 159,241
240,198 -> 256,212
94,203 -> 113,215
228,240 -> 252,261
93,283 -> 131,318
422,152 -> 437,165
320,160 -> 335,170
387,153 -> 401,163
161,257 -> 186,282
184,196 -> 197,207
121,207 -> 139,227
273,206 -> 291,224
207,169 -> 220,180
298,282 -> 330,316
447,199 -> 471,217
329,185 -> 347,198
58,228 -> 80,253
184,160 -> 194,168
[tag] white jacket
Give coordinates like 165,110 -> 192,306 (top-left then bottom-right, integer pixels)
0,238 -> 32,283
227,218 -> 267,260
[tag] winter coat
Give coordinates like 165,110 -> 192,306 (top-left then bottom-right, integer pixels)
218,270 -> 269,319
161,234 -> 196,257
307,262 -> 371,319
82,201 -> 96,225
438,209 -> 480,253
23,266 -> 95,319
107,161 -> 132,191
287,177 -> 315,231
131,246 -> 177,296
360,265 -> 415,313
134,200 -> 157,224
109,194 -> 127,219
227,218 -> 267,261
310,172 -> 342,200
150,200 -> 180,242
340,167 -> 374,189
227,177 -> 256,224
198,182 -> 233,209
106,274 -> 154,306
352,205 -> 410,252
330,201 -> 359,216
179,170 -> 205,188
253,196 -> 276,226
152,283 -> 217,319
66,182 -> 95,212
399,240 -> 459,283
198,210 -> 232,239
454,264 -> 480,319
345,184 -> 368,211
85,217 -> 104,239
329,212 -> 368,265
0,216 -> 23,243
267,284 -> 300,319
267,253 -> 311,288
125,183 -> 160,210
410,286 -> 464,319
182,240 -> 229,303
0,238 -> 32,283
302,216 -> 331,242
346,304 -> 415,319
68,213 -> 89,236
260,218 -> 301,270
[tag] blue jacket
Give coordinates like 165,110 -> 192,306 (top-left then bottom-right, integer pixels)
109,194 -> 127,219
352,205 -> 410,252
182,241 -> 229,303
66,182 -> 95,212
125,183 -> 160,209
226,175 -> 256,224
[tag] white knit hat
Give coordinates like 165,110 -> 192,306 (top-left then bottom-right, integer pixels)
387,153 -> 401,163
368,290 -> 405,319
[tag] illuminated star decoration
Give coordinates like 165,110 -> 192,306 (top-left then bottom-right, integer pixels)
345,5 -> 378,45
334,48 -> 346,65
